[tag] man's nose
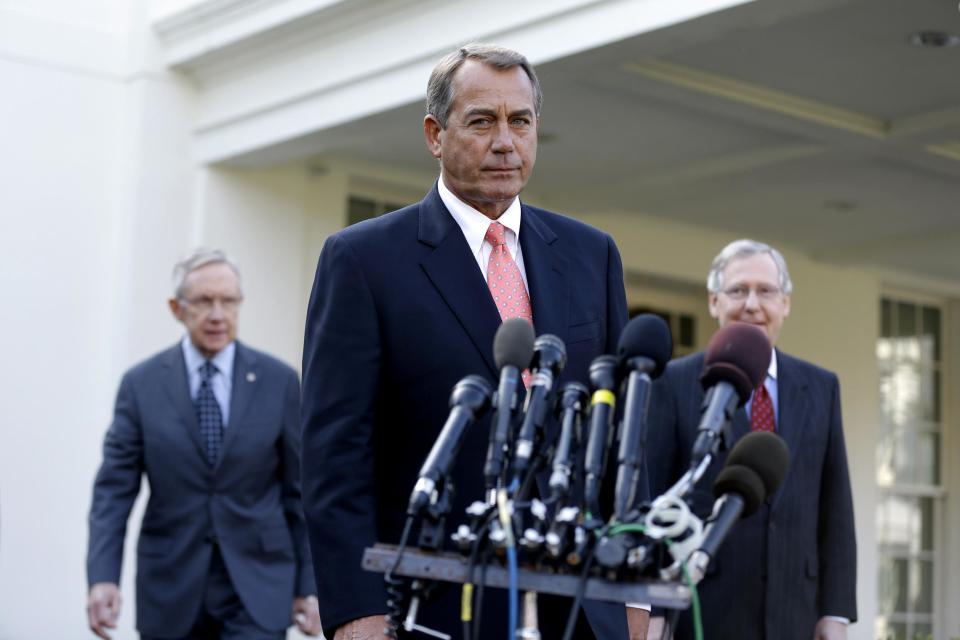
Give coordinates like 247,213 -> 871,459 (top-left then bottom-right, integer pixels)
491,121 -> 515,152
744,289 -> 762,309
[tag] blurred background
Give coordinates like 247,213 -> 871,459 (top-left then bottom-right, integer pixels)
1,0 -> 959,638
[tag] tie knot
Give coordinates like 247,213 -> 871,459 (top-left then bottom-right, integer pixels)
484,222 -> 507,247
200,360 -> 217,380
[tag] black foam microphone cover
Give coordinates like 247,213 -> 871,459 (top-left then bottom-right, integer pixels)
494,318 -> 536,370
713,464 -> 766,518
616,313 -> 673,379
700,323 -> 771,404
726,431 -> 790,498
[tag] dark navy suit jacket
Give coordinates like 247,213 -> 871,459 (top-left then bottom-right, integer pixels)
646,349 -> 857,640
301,185 -> 637,639
87,341 -> 314,637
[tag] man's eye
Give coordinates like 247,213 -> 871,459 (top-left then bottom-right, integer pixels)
469,118 -> 492,127
511,118 -> 531,126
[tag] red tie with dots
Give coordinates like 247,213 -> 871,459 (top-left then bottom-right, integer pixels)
485,222 -> 534,386
750,382 -> 776,432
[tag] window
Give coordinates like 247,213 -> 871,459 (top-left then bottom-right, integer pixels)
876,296 -> 945,640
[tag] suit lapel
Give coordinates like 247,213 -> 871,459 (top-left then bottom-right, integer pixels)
160,345 -> 207,462
771,350 -> 808,509
419,186 -> 501,377
518,207 -> 568,343
216,342 -> 258,472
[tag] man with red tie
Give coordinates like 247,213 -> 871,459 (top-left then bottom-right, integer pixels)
300,43 -> 649,639
646,239 -> 857,640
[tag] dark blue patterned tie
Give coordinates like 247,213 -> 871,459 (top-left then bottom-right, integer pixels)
195,361 -> 224,466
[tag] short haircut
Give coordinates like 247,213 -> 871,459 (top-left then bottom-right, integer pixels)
707,239 -> 794,295
426,43 -> 543,128
172,248 -> 243,300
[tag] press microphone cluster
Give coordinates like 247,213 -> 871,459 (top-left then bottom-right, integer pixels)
386,317 -> 786,640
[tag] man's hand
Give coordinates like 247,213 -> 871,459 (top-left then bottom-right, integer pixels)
87,582 -> 121,640
292,595 -> 322,636
332,615 -> 391,640
814,617 -> 847,640
627,607 -> 651,640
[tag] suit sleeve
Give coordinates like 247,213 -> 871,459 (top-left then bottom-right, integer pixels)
87,372 -> 144,586
278,369 -> 316,597
301,234 -> 386,635
817,374 -> 858,621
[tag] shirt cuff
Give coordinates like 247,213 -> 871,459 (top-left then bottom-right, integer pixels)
625,603 -> 652,611
823,616 -> 849,625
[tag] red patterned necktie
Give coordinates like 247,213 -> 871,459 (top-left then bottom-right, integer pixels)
485,222 -> 533,324
750,382 -> 776,432
485,222 -> 533,386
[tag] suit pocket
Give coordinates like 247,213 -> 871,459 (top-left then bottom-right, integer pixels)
260,527 -> 294,557
137,533 -> 172,558
567,319 -> 601,345
805,553 -> 819,579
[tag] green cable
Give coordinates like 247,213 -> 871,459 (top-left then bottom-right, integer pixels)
660,539 -> 703,640
679,557 -> 704,640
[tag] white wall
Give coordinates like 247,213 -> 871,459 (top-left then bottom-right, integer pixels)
0,2 -> 198,638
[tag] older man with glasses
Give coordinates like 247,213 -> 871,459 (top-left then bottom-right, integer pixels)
86,248 -> 321,640
646,239 -> 857,640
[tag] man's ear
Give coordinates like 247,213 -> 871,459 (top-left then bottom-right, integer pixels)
708,293 -> 720,320
168,298 -> 184,322
424,115 -> 443,159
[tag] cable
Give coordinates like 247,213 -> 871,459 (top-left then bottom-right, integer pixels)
384,516 -> 416,639
561,533 -> 598,640
497,488 -> 518,640
462,510 -> 495,640
679,559 -> 704,640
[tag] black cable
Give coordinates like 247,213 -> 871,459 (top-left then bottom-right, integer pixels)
561,539 -> 598,640
384,516 -> 416,639
665,608 -> 681,640
463,511 -> 494,640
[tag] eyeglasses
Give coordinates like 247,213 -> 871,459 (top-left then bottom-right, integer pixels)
721,285 -> 783,301
182,296 -> 243,313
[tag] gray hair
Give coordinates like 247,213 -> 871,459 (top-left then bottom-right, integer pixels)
707,239 -> 793,295
172,248 -> 243,300
426,43 -> 543,128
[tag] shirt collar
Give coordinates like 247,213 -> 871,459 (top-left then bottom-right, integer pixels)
437,176 -> 522,256
181,335 -> 236,381
767,348 -> 778,381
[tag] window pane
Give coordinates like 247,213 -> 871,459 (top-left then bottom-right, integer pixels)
910,559 -> 934,613
915,432 -> 939,485
911,623 -> 933,640
920,306 -> 940,363
881,299 -> 893,338
897,301 -> 917,337
920,498 -> 934,552
878,555 -> 909,612
347,197 -> 378,226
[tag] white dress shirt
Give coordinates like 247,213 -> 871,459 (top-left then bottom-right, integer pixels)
438,176 -> 529,290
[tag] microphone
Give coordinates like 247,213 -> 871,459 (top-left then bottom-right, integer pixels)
583,354 -> 618,517
687,431 -> 789,583
548,382 -> 589,499
690,323 -> 771,469
408,375 -> 493,515
613,314 -> 673,520
484,319 -> 536,495
511,334 -> 566,484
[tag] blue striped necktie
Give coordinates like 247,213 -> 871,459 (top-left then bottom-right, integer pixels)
195,360 -> 224,465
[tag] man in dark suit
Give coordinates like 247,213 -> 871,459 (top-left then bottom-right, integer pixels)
86,249 -> 321,639
646,239 -> 857,640
301,44 -> 649,639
